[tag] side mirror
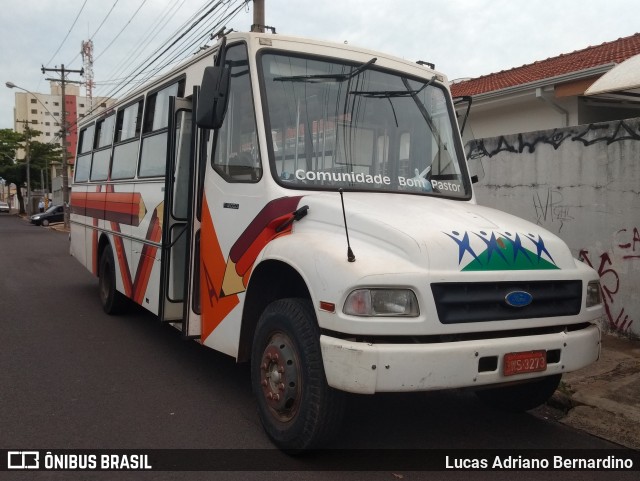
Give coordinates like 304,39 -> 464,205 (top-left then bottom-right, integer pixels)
196,66 -> 231,129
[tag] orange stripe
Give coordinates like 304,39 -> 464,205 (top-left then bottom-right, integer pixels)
133,248 -> 157,304
91,185 -> 102,275
71,191 -> 145,226
200,195 -> 239,341
92,224 -> 99,275
132,211 -> 162,303
111,223 -> 133,297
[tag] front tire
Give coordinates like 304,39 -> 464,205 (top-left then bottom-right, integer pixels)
475,374 -> 562,411
251,298 -> 345,451
99,245 -> 128,315
41,219 -> 50,227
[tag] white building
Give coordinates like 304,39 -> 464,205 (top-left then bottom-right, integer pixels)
451,33 -> 640,139
10,82 -> 116,204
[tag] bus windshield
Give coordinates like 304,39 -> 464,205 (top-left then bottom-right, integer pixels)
260,52 -> 470,198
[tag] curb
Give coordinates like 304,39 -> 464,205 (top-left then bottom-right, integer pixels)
551,333 -> 640,450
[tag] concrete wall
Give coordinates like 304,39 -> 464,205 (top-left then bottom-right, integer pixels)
468,117 -> 640,337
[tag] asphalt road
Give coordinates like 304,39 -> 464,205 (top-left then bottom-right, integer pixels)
0,214 -> 637,480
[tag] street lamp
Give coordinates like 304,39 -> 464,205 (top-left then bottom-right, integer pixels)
6,81 -> 58,215
6,82 -> 34,215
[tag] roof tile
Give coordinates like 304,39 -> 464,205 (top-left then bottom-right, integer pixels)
450,33 -> 640,97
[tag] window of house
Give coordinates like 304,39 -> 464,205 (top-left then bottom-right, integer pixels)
53,112 -> 59,116
54,102 -> 59,106
31,120 -> 38,125
138,80 -> 184,177
46,132 -> 50,136
30,99 -> 37,104
31,109 -> 37,114
79,103 -> 85,108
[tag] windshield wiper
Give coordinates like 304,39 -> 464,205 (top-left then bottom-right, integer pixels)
349,90 -> 418,98
273,57 -> 377,83
349,75 -> 436,98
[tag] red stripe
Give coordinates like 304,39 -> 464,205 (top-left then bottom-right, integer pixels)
71,191 -> 145,226
132,210 -> 162,303
111,222 -> 133,297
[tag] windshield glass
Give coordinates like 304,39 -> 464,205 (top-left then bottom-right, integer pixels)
260,53 -> 469,198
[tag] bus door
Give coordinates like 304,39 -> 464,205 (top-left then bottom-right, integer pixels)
196,42 -> 268,356
159,93 -> 201,338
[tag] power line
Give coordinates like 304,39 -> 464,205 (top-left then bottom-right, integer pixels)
130,1 -> 246,90
94,0 -> 151,62
67,0 -> 122,66
94,0 -> 229,102
43,0 -> 89,68
67,1 -> 244,134
94,0 -> 201,96
90,0 -> 120,39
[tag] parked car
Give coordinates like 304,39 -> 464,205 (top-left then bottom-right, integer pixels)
30,205 -> 64,226
0,201 -> 9,213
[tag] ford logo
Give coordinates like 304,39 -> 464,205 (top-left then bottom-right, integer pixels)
504,290 -> 533,307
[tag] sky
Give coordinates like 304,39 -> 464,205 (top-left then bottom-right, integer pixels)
1,0 -> 638,131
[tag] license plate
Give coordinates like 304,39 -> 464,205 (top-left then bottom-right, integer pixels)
503,350 -> 547,376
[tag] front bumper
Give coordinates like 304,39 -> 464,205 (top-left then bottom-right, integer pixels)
320,324 -> 600,394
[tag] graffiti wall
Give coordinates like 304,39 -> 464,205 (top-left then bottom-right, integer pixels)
468,117 -> 640,337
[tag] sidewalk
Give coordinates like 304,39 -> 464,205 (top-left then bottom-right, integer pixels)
549,332 -> 640,449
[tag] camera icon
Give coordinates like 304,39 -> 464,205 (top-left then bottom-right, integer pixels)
7,451 -> 40,469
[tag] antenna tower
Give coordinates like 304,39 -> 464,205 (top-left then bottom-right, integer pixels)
81,40 -> 94,108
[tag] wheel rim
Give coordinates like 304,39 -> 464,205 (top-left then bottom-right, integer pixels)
259,332 -> 302,423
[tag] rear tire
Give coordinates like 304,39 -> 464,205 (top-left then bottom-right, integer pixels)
251,298 -> 345,451
475,374 -> 562,411
99,245 -> 128,315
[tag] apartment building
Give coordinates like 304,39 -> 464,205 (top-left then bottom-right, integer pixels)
11,82 -> 115,162
10,82 -> 116,205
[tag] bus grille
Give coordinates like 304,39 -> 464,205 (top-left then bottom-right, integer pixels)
431,280 -> 582,324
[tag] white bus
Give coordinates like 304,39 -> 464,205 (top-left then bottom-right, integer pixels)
70,31 -> 603,450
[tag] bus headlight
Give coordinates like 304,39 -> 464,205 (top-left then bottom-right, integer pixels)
343,289 -> 419,317
586,280 -> 602,307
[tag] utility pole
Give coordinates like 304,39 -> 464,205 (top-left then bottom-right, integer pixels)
15,120 -> 32,216
42,64 -> 83,229
251,0 -> 265,33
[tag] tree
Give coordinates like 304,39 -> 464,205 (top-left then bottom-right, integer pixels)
0,127 -> 63,214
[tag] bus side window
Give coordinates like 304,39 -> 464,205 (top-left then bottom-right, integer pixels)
112,100 -> 142,180
139,81 -> 185,178
211,44 -> 261,183
74,125 -> 95,182
90,114 -> 115,181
